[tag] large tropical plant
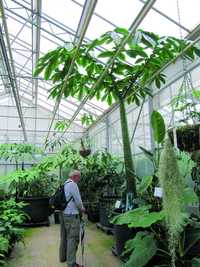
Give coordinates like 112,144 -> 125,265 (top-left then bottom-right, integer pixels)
0,143 -> 42,170
34,27 -> 200,201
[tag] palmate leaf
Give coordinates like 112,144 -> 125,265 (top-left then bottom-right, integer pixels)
123,231 -> 157,267
111,206 -> 165,228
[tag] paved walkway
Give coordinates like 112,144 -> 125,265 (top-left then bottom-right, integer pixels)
6,222 -> 121,267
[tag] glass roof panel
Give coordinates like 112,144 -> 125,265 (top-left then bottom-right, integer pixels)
154,0 -> 200,32
43,0 -> 83,34
94,0 -> 142,29
140,8 -> 188,38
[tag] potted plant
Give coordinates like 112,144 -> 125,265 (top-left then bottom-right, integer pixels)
169,88 -> 200,152
1,161 -> 59,226
79,138 -> 91,158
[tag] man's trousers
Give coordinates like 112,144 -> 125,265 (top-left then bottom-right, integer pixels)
59,213 -> 80,267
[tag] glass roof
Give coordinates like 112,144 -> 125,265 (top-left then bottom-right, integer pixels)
0,0 -> 200,143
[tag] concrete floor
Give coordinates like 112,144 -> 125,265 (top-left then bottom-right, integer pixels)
5,222 -> 121,267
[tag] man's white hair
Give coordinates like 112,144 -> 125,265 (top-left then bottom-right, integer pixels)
69,169 -> 80,178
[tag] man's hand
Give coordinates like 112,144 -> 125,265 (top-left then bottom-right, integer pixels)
80,207 -> 86,213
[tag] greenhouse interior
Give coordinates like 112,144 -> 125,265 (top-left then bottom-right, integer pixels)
0,0 -> 200,266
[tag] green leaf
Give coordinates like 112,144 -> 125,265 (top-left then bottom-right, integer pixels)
192,258 -> 200,267
137,176 -> 153,194
107,94 -> 113,106
0,236 -> 9,252
112,206 -> 165,228
182,187 -> 198,205
115,27 -> 129,36
151,110 -> 166,144
194,47 -> 200,58
192,89 -> 200,100
98,51 -> 115,58
123,232 -> 157,267
155,77 -> 161,89
33,64 -> 46,77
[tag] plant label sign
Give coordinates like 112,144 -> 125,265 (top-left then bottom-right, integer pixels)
115,200 -> 121,209
154,187 -> 163,198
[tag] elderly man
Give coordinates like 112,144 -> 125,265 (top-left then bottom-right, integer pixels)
59,169 -> 85,267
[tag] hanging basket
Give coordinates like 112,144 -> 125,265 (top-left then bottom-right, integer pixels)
168,124 -> 200,152
79,148 -> 91,157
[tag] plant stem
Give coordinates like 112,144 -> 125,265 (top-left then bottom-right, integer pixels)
119,98 -> 137,196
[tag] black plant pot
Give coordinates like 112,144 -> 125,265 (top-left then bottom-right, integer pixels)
79,149 -> 91,157
87,203 -> 99,223
18,196 -> 50,225
114,224 -> 135,257
168,124 -> 200,152
99,206 -> 112,228
184,226 -> 200,257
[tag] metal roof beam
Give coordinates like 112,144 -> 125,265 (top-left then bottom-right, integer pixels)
31,0 -> 41,107
0,0 -> 28,142
44,0 -> 98,144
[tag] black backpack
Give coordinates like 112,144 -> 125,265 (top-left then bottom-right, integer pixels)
49,181 -> 73,211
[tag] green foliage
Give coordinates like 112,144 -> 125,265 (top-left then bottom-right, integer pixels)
112,205 -> 165,228
0,165 -> 59,197
158,138 -> 188,267
54,120 -> 69,131
137,175 -> 153,194
177,150 -> 196,181
192,257 -> 200,267
81,113 -> 95,126
0,235 -> 9,265
79,151 -> 124,202
171,83 -> 200,124
0,143 -> 42,164
34,28 -> 200,107
123,231 -> 157,267
0,198 -> 27,264
151,110 -> 166,144
192,89 -> 200,100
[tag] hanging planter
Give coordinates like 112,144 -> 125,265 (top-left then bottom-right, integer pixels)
168,124 -> 200,152
79,139 -> 91,158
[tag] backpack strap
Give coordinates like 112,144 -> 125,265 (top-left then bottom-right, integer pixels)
64,180 -> 74,206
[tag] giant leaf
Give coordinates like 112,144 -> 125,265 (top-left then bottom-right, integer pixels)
192,258 -> 200,267
151,110 -> 166,144
123,231 -> 157,267
112,206 -> 165,228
